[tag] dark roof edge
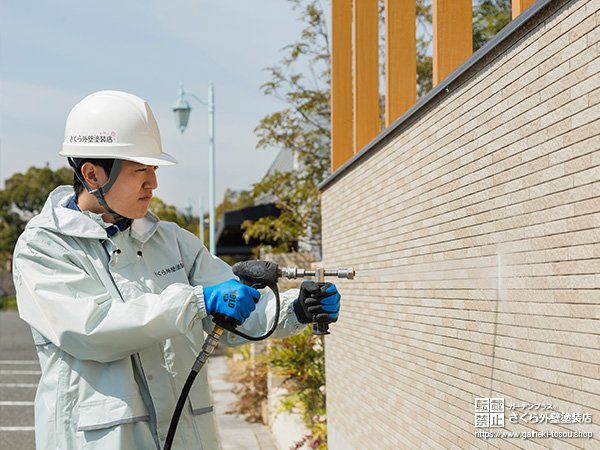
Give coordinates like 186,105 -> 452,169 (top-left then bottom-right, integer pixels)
319,0 -> 556,192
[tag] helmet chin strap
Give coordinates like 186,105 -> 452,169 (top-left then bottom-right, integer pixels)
68,158 -> 129,221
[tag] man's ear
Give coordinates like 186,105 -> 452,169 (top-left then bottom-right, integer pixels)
80,162 -> 105,190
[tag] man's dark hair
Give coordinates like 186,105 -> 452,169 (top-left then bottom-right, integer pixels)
73,159 -> 116,195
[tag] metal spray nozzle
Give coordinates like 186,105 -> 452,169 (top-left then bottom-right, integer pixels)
279,267 -> 355,280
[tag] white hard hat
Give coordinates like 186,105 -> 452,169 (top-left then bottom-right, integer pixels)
60,90 -> 177,166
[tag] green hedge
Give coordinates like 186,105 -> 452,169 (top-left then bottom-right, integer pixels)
0,295 -> 17,310
267,328 -> 327,449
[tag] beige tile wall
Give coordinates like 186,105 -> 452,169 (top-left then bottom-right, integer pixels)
321,1 -> 599,448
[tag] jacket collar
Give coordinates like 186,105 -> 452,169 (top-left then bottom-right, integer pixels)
27,186 -> 160,243
65,194 -> 132,237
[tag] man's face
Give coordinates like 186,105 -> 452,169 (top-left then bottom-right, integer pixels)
102,160 -> 158,219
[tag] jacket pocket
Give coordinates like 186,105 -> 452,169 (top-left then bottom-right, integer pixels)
187,374 -> 213,416
77,396 -> 149,432
188,391 -> 213,416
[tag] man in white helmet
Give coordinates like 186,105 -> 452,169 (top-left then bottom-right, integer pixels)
12,91 -> 341,450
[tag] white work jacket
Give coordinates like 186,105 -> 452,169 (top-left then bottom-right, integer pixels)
12,186 -> 304,450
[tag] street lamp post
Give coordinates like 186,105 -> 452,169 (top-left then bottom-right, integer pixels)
199,197 -> 205,246
173,82 -> 216,255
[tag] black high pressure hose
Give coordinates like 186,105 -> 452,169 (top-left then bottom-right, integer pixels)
163,325 -> 224,450
163,261 -> 281,450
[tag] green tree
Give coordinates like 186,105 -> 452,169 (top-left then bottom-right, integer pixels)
243,171 -> 320,253
149,197 -> 197,234
243,0 -> 434,253
244,0 -> 330,253
473,0 -> 512,51
0,165 -> 72,265
216,188 -> 254,222
2,165 -> 73,217
416,0 -> 433,97
0,209 -> 22,269
244,0 -> 512,252
253,0 -> 331,174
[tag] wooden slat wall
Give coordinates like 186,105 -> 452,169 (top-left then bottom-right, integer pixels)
353,0 -> 380,152
512,0 -> 537,19
432,0 -> 473,86
385,0 -> 416,127
331,0 -> 354,172
330,1 -> 537,171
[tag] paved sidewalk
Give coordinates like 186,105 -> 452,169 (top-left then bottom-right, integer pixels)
207,353 -> 278,450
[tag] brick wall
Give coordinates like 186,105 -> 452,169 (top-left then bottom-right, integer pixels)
320,1 -> 599,448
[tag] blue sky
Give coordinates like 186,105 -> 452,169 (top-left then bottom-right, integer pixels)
0,0 -> 314,212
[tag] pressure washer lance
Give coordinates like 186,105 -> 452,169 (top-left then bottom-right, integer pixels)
163,260 -> 355,449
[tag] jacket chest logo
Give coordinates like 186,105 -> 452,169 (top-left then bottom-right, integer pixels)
154,260 -> 184,277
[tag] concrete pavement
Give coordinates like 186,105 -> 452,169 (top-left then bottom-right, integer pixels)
207,354 -> 277,450
0,310 -> 37,450
0,310 -> 277,450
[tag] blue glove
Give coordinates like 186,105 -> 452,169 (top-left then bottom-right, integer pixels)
203,279 -> 260,326
293,281 -> 341,324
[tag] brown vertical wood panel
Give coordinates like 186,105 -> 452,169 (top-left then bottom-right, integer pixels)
353,0 -> 380,152
331,0 -> 354,172
432,0 -> 473,86
385,0 -> 416,127
512,0 -> 537,19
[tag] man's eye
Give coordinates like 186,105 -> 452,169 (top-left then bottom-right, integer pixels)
136,165 -> 157,172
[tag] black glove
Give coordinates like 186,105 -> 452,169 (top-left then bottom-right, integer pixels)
293,281 -> 341,324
